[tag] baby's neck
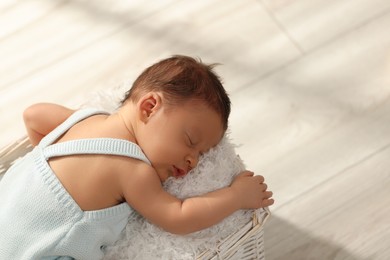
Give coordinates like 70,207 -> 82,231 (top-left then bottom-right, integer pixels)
115,105 -> 138,144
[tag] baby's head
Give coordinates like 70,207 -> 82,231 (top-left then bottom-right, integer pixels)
121,55 -> 231,130
121,55 -> 231,181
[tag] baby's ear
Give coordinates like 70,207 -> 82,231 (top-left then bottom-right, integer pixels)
138,92 -> 162,122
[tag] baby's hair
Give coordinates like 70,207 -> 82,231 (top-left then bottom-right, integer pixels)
121,55 -> 231,130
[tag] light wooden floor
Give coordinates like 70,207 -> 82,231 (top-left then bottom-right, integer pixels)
1,1 -> 390,259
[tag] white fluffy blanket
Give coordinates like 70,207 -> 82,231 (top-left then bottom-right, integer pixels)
81,87 -> 263,259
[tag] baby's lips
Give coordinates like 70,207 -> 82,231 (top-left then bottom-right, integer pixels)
173,166 -> 186,178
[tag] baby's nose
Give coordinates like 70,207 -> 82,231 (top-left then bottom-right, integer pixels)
186,154 -> 199,169
186,163 -> 193,174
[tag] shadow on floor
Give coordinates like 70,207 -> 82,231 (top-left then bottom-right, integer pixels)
264,215 -> 368,260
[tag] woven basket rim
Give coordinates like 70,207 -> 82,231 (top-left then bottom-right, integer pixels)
197,207 -> 270,259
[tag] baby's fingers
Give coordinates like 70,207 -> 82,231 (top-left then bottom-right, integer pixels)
238,171 -> 254,177
261,191 -> 274,207
253,175 -> 265,184
262,197 -> 275,207
263,190 -> 273,199
259,183 -> 267,191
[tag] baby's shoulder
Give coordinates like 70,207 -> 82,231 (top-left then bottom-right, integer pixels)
114,157 -> 156,181
116,157 -> 158,182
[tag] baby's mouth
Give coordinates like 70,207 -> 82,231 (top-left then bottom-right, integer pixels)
172,166 -> 186,178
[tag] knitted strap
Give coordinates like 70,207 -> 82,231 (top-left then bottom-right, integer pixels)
43,138 -> 150,165
38,108 -> 109,148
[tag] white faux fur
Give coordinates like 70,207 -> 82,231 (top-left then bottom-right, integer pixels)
81,86 -> 260,259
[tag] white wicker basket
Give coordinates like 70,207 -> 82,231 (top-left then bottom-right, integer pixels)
197,208 -> 270,260
0,136 -> 32,175
0,137 -> 270,259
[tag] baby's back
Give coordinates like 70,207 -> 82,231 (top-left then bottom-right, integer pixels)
0,108 -> 149,259
48,114 -> 138,211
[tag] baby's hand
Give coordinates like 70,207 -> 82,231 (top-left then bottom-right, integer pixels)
230,171 -> 274,209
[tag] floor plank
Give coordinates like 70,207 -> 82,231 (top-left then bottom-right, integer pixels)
0,0 -> 178,90
0,0 -> 299,148
265,143 -> 390,259
262,0 -> 390,51
229,11 -> 390,187
0,0 -> 62,40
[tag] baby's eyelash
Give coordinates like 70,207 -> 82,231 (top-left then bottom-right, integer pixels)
186,134 -> 194,146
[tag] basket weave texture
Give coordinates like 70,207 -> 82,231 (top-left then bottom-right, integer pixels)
0,136 -> 32,175
197,208 -> 270,260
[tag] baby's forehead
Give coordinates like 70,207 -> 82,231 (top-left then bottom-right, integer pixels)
185,108 -> 224,145
164,97 -> 226,136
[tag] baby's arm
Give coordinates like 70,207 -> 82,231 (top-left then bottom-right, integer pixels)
23,103 -> 75,145
123,165 -> 273,235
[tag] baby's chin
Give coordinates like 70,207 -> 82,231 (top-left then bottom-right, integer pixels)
155,168 -> 171,183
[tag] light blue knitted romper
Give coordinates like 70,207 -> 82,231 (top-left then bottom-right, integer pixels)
0,109 -> 150,260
